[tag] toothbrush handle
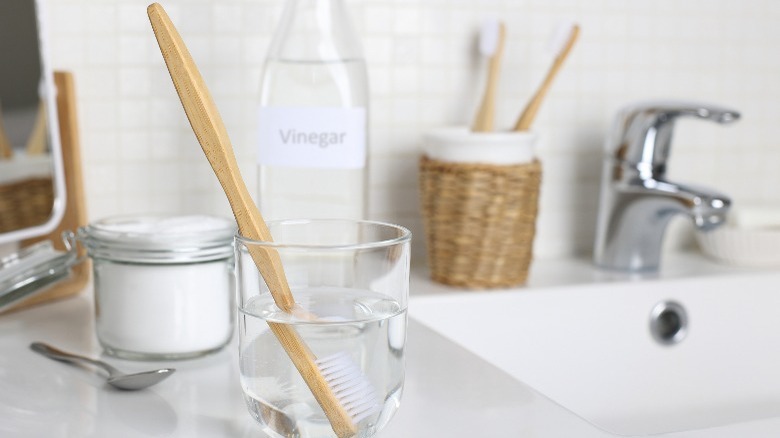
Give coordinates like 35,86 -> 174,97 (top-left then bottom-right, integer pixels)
0,104 -> 12,159
146,2 -> 293,312
472,23 -> 506,132
514,25 -> 580,131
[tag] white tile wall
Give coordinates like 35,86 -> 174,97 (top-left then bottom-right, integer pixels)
43,0 -> 780,262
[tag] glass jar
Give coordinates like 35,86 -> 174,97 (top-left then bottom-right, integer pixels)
78,215 -> 236,360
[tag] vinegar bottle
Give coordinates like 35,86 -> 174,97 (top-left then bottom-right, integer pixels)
256,0 -> 368,220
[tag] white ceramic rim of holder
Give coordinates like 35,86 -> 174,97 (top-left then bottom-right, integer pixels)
695,204 -> 780,267
422,127 -> 537,165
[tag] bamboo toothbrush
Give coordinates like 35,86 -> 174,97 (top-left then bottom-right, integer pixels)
513,22 -> 580,131
471,19 -> 506,132
25,101 -> 48,155
0,100 -> 48,158
0,103 -> 13,159
147,4 -> 377,437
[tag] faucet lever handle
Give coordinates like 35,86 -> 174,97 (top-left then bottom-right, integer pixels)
613,100 -> 740,172
634,101 -> 740,124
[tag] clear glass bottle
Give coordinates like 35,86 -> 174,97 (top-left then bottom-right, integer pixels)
257,0 -> 368,221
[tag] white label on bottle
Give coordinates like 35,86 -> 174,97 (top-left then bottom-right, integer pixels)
257,106 -> 366,169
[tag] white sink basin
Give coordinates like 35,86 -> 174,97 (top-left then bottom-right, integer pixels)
410,262 -> 780,436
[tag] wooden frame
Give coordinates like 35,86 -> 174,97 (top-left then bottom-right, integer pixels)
5,71 -> 89,313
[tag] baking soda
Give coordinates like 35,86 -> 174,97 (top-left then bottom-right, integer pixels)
80,215 -> 236,360
95,260 -> 233,357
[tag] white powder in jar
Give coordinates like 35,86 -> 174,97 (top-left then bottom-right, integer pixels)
81,215 -> 236,359
95,261 -> 233,356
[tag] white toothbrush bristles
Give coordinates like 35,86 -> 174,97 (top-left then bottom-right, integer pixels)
478,18 -> 502,56
316,352 -> 380,424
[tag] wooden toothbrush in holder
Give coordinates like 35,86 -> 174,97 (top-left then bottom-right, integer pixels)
471,19 -> 506,132
514,23 -> 580,131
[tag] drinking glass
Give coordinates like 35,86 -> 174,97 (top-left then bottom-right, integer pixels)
235,219 -> 411,438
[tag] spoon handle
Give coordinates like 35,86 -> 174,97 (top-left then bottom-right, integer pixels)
30,342 -> 120,376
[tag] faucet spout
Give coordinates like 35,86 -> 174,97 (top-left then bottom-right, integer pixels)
594,175 -> 731,271
683,184 -> 731,231
645,179 -> 730,230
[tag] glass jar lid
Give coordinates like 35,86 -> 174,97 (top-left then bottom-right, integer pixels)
78,215 -> 236,264
0,233 -> 79,312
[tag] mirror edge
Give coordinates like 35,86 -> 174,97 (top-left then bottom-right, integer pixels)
0,0 -> 66,245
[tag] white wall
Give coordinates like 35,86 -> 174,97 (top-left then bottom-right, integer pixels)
44,0 -> 780,262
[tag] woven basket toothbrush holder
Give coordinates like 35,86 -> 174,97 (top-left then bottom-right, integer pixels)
0,155 -> 55,234
419,128 -> 541,288
0,177 -> 54,234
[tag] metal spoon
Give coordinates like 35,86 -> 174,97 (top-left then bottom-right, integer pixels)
30,342 -> 175,390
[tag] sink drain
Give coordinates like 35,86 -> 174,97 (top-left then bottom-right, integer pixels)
650,300 -> 688,345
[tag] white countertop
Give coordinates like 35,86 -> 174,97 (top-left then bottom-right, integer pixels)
0,279 -> 611,438
0,252 -> 772,437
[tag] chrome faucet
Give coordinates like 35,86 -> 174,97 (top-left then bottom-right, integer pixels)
593,101 -> 740,271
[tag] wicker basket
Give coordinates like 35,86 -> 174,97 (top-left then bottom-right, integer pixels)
419,155 -> 541,288
0,177 -> 54,234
